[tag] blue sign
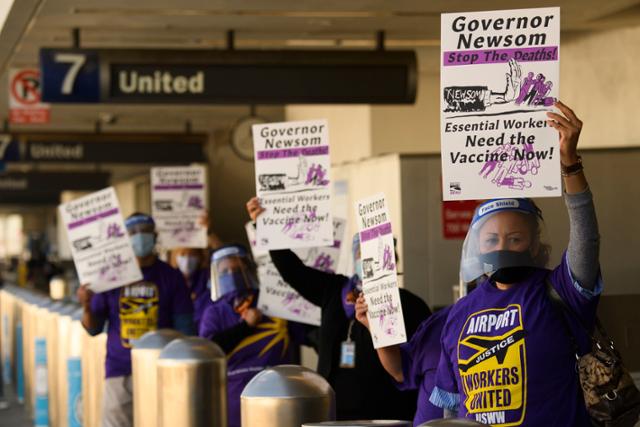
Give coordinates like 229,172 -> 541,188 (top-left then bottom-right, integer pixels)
67,357 -> 82,427
0,135 -> 19,172
34,337 -> 49,427
16,322 -> 24,403
38,47 -> 416,104
40,49 -> 100,103
2,314 -> 9,385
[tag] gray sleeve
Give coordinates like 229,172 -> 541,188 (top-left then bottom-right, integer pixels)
564,187 -> 600,291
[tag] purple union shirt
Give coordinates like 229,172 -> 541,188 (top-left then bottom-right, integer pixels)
188,267 -> 213,330
430,253 -> 602,426
397,306 -> 451,425
199,291 -> 304,427
90,259 -> 194,378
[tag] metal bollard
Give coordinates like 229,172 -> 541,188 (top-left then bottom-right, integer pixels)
303,422 -> 411,427
46,301 -> 73,427
240,365 -> 335,427
132,329 -> 183,427
24,294 -> 51,417
418,419 -> 487,426
67,308 -> 85,427
51,303 -> 79,427
16,320 -> 24,402
34,336 -> 49,427
0,287 -> 14,385
157,337 -> 227,427
49,276 -> 67,300
81,325 -> 107,427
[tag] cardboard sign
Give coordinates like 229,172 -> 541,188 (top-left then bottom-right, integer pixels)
8,68 -> 50,124
355,194 -> 406,348
59,187 -> 142,292
247,218 -> 346,326
441,7 -> 561,200
151,166 -> 207,249
253,119 -> 333,250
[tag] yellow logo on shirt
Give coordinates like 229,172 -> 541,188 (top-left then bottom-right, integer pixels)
228,318 -> 290,359
119,282 -> 159,348
457,304 -> 527,426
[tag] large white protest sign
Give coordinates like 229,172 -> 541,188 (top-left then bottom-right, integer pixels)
441,7 -> 561,200
246,218 -> 346,326
355,194 -> 406,348
253,119 -> 333,250
151,166 -> 207,249
59,187 -> 142,292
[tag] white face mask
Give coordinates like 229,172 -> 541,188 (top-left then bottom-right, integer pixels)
176,255 -> 200,276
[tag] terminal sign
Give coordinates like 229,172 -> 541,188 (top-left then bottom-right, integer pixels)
40,48 -> 417,104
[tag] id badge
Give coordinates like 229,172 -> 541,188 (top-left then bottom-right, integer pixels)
339,341 -> 356,368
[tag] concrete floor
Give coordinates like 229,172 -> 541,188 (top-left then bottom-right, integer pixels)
0,385 -> 31,427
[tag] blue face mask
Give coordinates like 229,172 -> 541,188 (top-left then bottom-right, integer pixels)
130,233 -> 155,257
177,255 -> 200,277
217,271 -> 255,299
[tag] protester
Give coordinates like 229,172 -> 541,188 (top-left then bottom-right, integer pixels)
171,247 -> 212,330
428,102 -> 601,426
199,244 -> 305,427
355,296 -> 450,425
246,198 -> 431,421
77,212 -> 194,427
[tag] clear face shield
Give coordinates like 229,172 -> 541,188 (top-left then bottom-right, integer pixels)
210,245 -> 258,303
460,198 -> 549,284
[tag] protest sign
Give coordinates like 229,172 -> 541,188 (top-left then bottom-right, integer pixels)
151,166 -> 207,249
441,7 -> 561,200
253,119 -> 333,250
59,187 -> 142,292
247,218 -> 346,326
355,194 -> 406,348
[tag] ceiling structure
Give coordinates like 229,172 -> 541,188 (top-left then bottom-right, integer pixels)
0,0 -> 639,132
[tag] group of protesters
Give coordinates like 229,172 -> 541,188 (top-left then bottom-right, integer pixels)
77,101 -> 604,427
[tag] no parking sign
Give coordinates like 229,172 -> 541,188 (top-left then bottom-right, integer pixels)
8,68 -> 50,124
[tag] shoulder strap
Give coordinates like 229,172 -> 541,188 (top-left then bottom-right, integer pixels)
545,278 -> 581,356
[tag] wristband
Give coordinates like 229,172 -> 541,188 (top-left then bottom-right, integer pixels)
561,156 -> 583,177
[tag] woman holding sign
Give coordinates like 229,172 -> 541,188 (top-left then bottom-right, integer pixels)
355,299 -> 450,425
199,244 -> 307,427
247,198 -> 431,421
426,102 -> 603,426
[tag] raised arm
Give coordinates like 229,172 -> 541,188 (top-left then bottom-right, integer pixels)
547,101 -> 600,290
355,293 -> 404,382
246,197 -> 346,306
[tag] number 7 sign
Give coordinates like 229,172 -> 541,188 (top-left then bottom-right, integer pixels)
40,49 -> 100,103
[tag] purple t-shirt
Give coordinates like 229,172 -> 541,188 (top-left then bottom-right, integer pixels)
430,253 -> 602,426
199,291 -> 304,427
90,259 -> 194,378
397,306 -> 451,426
188,268 -> 213,330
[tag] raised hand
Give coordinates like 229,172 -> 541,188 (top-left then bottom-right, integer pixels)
546,100 -> 582,165
246,197 -> 266,222
355,294 -> 370,330
242,308 -> 263,327
77,284 -> 94,310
